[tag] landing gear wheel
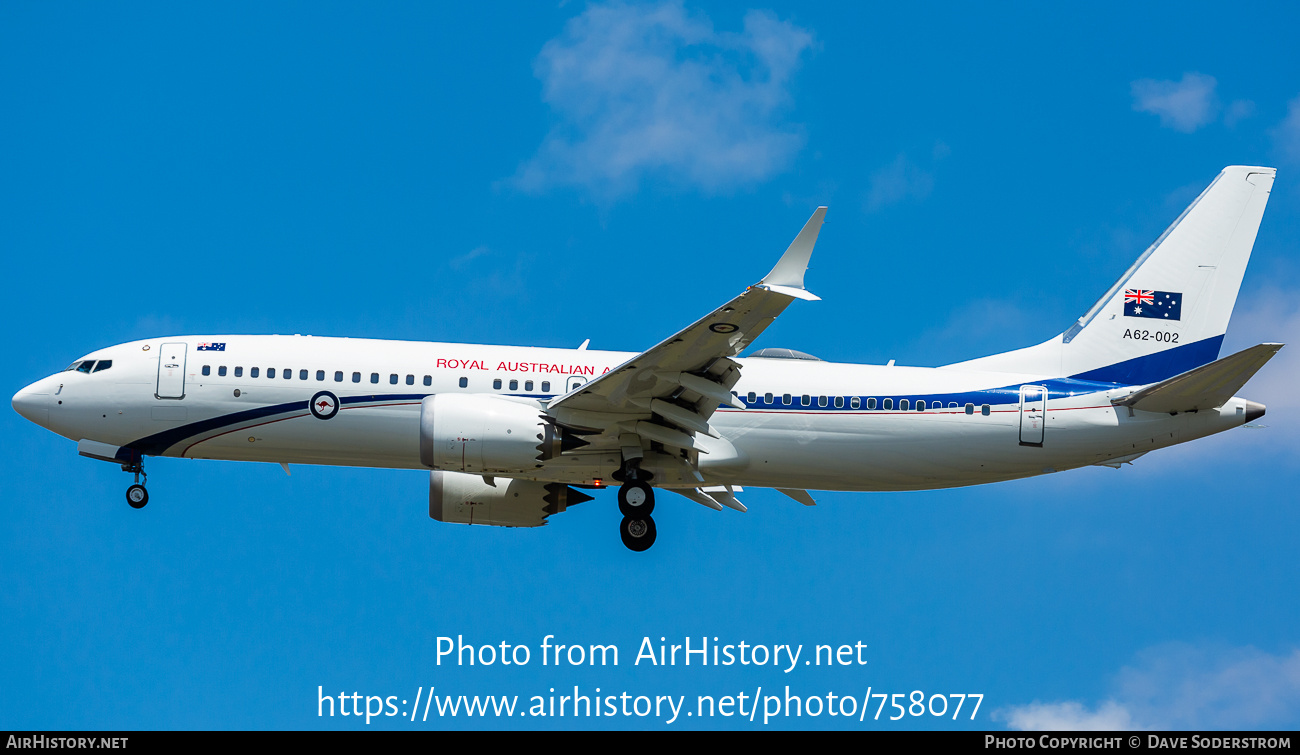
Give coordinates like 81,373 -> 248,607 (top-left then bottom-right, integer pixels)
618,480 -> 655,516
620,516 -> 657,552
126,484 -> 149,509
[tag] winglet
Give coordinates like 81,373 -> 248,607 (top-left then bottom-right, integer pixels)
759,207 -> 826,300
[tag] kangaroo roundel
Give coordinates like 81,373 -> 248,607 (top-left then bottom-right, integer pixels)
310,391 -> 340,420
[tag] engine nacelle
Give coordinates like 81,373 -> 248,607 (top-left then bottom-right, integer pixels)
429,470 -> 593,528
420,394 -> 553,474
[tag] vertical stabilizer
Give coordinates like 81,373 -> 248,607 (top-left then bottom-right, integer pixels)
948,166 -> 1275,385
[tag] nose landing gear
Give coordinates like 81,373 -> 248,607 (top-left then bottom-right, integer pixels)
123,461 -> 148,509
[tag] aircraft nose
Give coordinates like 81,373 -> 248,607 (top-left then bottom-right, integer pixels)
13,382 -> 51,427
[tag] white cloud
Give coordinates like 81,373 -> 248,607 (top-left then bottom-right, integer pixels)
1271,95 -> 1300,164
1000,644 -> 1300,730
448,245 -> 491,270
1002,700 -> 1135,731
1225,99 -> 1256,128
1131,73 -> 1219,133
865,154 -> 934,211
1211,284 -> 1300,460
512,1 -> 815,198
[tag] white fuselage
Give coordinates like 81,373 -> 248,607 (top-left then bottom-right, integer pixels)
14,335 -> 1253,492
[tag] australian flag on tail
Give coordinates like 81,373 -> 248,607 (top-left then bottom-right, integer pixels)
1123,289 -> 1182,320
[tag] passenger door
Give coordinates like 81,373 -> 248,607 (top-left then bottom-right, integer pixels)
1018,384 -> 1046,447
156,342 -> 187,400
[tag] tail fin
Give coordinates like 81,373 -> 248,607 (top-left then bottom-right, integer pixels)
949,166 -> 1276,385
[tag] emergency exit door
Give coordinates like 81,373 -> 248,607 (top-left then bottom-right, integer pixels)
156,342 -> 187,399
1019,384 -> 1045,447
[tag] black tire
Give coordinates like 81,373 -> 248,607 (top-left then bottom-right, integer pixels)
126,484 -> 149,509
617,480 -> 655,516
620,516 -> 657,552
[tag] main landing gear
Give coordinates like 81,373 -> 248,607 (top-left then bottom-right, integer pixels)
620,515 -> 656,552
123,460 -> 149,509
616,464 -> 656,552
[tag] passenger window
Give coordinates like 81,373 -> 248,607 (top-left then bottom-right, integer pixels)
883,398 -> 893,410
866,397 -> 876,409
283,368 -> 291,380
235,367 -> 243,377
981,404 -> 991,416
335,371 -> 344,382
948,402 -> 958,409
370,373 -> 379,384
352,372 -> 361,383
300,369 -> 308,380
900,399 -> 909,410
525,380 -> 534,391
458,377 -> 468,388
747,391 -> 757,403
542,381 -> 550,392
406,374 -> 414,385
250,367 -> 259,378
764,392 -> 773,404
389,374 -> 398,385
268,368 -> 276,378
317,370 -> 326,381
850,397 -> 860,409
818,396 -> 827,407
834,396 -> 844,408
782,394 -> 792,405
509,380 -> 518,390
965,403 -> 974,415
493,379 -> 502,390
92,360 -> 112,373
202,365 -> 211,376
219,366 -> 227,377
916,400 -> 926,410
425,376 -> 433,386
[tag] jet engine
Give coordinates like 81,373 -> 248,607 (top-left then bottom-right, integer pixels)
429,470 -> 593,528
419,394 -> 587,474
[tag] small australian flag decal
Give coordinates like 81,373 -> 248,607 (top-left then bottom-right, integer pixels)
1123,290 -> 1182,320
197,342 -> 226,351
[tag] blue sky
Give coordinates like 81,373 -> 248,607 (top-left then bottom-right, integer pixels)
3,1 -> 1300,730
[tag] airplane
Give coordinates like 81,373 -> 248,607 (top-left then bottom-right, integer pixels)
11,165 -> 1282,552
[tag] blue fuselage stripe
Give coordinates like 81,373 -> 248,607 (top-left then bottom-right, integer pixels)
123,337 -> 1226,456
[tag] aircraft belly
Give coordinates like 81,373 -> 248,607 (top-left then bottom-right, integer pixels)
721,406 -> 1181,491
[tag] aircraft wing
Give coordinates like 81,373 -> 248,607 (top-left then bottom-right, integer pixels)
1112,342 -> 1282,414
545,207 -> 827,451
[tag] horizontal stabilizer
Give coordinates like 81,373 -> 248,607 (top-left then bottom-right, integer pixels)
1113,343 -> 1282,414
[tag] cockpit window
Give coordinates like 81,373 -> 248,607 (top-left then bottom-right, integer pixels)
75,361 -> 96,373
92,360 -> 112,373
